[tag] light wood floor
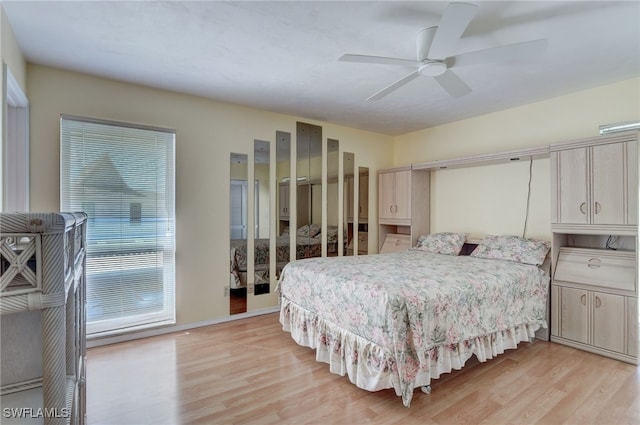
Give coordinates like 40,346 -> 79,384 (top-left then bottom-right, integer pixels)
87,313 -> 639,425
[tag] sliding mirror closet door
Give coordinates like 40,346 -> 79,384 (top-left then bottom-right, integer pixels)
327,139 -> 340,256
343,152 -> 355,255
229,153 -> 248,314
276,131 -> 291,277
254,140 -> 270,295
296,122 -> 322,259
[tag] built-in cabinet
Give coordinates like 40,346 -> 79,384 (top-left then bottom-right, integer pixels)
551,136 -> 638,230
378,168 -> 412,222
378,166 -> 430,250
550,131 -> 638,365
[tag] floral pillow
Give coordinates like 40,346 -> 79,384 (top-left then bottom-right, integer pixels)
470,235 -> 550,266
296,224 -> 321,238
414,232 -> 467,256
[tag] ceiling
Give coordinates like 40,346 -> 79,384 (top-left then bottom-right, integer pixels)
3,1 -> 639,136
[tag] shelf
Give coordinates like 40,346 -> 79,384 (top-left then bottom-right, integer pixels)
412,146 -> 549,171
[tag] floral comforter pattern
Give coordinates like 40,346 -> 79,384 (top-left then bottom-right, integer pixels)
277,250 -> 549,406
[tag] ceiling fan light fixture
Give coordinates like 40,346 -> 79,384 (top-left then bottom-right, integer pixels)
418,61 -> 447,77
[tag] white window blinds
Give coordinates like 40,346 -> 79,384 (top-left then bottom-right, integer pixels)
60,116 -> 176,336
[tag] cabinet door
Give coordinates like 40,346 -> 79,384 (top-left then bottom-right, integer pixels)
378,172 -> 396,220
393,170 -> 412,220
627,297 -> 638,357
555,148 -> 588,224
627,140 -> 638,225
592,291 -> 626,353
560,287 -> 589,344
592,143 -> 627,225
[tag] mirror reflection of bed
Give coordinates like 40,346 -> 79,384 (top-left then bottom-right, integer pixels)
229,152 -> 249,314
229,124 -> 368,315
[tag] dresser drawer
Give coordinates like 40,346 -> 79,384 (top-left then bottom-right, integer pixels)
380,234 -> 411,254
554,248 -> 636,292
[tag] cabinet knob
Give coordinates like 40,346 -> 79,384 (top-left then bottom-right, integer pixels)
587,258 -> 601,269
579,202 -> 586,214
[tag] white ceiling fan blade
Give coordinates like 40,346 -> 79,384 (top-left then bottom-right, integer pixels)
416,27 -> 437,61
339,54 -> 419,67
450,39 -> 549,67
428,2 -> 479,60
367,70 -> 421,101
433,69 -> 471,98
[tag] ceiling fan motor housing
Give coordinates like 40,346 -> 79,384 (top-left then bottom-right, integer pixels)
418,61 -> 447,77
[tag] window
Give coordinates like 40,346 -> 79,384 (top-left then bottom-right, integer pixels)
60,116 -> 175,336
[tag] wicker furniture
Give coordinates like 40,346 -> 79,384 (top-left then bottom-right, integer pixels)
1,212 -> 87,425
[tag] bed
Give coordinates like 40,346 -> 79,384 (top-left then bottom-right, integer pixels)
277,233 -> 550,406
230,225 -> 342,289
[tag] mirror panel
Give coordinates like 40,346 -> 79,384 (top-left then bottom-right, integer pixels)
229,152 -> 248,314
327,139 -> 339,256
343,152 -> 355,256
358,166 -> 369,255
276,131 -> 291,278
296,122 -> 322,259
254,140 -> 270,295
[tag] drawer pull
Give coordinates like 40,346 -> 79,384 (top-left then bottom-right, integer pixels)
595,296 -> 602,308
395,239 -> 401,246
579,202 -> 586,214
580,294 -> 586,305
389,205 -> 393,213
594,202 -> 601,214
587,258 -> 601,269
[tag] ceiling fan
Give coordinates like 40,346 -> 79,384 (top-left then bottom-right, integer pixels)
339,2 -> 548,100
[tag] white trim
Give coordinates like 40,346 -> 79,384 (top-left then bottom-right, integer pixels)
3,64 -> 30,211
6,67 -> 28,108
550,130 -> 639,151
412,146 -> 549,170
86,306 -> 280,348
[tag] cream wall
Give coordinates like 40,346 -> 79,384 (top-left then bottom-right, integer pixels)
26,64 -> 394,328
393,78 -> 640,241
23,60 -> 639,330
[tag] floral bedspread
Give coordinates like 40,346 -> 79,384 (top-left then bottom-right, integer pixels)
277,249 -> 549,406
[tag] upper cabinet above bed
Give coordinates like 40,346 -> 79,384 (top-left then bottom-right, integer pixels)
550,132 -> 638,234
377,166 -> 430,250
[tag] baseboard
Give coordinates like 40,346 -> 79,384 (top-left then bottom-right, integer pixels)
87,306 -> 280,348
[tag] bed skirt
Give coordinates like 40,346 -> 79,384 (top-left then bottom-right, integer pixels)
279,297 -> 542,407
